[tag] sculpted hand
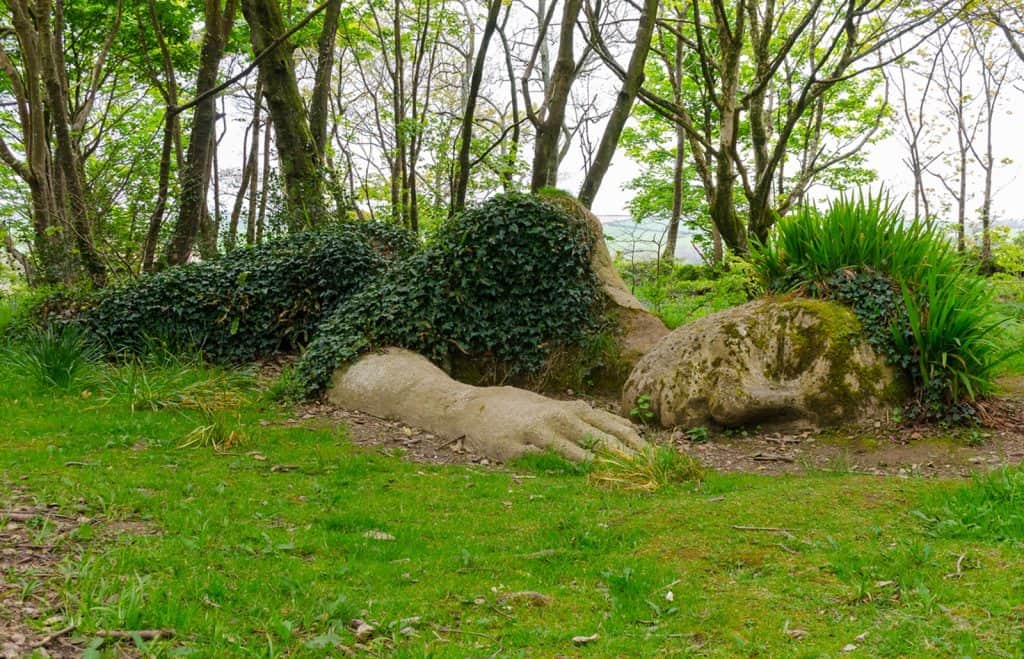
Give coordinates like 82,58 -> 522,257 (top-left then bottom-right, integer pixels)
453,387 -> 647,462
328,348 -> 646,462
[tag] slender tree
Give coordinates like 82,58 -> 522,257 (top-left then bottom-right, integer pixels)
164,0 -> 238,266
577,0 -> 659,208
242,0 -> 327,231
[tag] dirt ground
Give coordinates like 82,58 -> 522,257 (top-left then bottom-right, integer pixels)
1,484 -> 90,658
0,482 -> 155,658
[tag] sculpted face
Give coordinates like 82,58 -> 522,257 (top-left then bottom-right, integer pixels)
622,299 -> 908,430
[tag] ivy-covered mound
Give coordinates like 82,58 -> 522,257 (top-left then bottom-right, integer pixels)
85,223 -> 415,362
296,192 -> 604,395
752,193 -> 1009,422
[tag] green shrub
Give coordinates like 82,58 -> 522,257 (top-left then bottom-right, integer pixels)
751,193 -> 1009,420
5,323 -> 100,390
85,224 -> 409,363
619,258 -> 755,329
296,192 -> 603,395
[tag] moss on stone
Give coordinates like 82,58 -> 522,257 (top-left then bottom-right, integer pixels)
623,297 -> 911,430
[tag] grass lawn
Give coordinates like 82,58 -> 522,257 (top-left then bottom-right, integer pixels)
3,361 -> 1024,657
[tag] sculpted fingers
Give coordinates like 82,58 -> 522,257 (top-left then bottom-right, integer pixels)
549,410 -> 630,455
527,428 -> 594,462
574,406 -> 647,452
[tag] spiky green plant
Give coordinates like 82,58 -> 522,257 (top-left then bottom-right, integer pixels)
6,323 -> 100,390
752,192 -> 1012,417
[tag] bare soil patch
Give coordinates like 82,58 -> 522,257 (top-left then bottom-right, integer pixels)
0,480 -> 157,658
294,402 -> 494,466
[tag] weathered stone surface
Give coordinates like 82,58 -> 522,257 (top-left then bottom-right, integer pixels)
622,298 -> 909,429
330,348 -> 645,462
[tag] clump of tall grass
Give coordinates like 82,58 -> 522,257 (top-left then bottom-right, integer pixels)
919,466 -> 1024,542
98,358 -> 253,412
588,446 -> 704,491
752,192 -> 1011,420
5,323 -> 100,390
179,401 -> 249,451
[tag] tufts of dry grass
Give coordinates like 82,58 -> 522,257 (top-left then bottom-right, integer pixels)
588,445 -> 704,492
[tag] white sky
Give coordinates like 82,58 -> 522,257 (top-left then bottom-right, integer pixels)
577,128 -> 1024,229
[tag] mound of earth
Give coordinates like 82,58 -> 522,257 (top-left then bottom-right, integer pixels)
622,298 -> 909,430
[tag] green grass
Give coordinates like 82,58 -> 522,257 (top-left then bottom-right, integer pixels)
4,361 -> 1024,655
921,466 -> 1024,542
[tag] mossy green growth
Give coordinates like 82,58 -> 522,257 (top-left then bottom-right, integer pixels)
729,298 -> 907,424
783,298 -> 910,422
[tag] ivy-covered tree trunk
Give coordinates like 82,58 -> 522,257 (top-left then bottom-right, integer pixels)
242,0 -> 327,231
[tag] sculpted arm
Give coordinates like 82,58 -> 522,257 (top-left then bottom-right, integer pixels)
328,348 -> 646,462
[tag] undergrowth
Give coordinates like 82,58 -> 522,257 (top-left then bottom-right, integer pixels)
618,258 -> 756,329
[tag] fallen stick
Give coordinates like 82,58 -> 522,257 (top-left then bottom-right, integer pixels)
96,629 -> 175,641
435,435 -> 465,450
750,453 -> 795,463
731,525 -> 796,539
30,624 -> 76,649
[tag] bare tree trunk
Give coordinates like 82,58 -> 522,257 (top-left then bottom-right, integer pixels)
227,145 -> 254,251
247,104 -> 264,246
956,135 -> 967,253
979,129 -> 994,268
577,0 -> 659,208
967,31 -> 1009,273
242,0 -> 326,231
256,119 -> 273,244
452,0 -> 502,213
165,0 -> 237,266
143,113 -> 177,271
530,0 -> 583,191
310,0 -> 343,156
142,0 -> 182,272
663,124 -> 685,262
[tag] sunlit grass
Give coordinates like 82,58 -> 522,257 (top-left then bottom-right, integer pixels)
2,357 -> 1024,655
